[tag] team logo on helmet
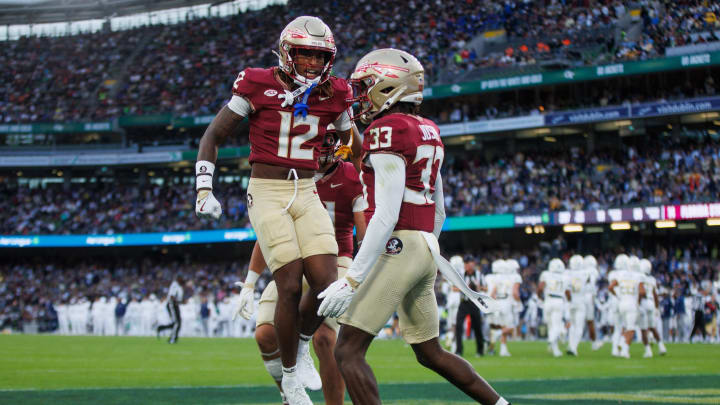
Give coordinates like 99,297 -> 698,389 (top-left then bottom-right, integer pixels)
385,237 -> 403,255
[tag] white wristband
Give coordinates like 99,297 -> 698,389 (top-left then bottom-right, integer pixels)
196,160 -> 215,191
245,270 -> 260,288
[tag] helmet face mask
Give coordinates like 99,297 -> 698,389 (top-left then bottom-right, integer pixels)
277,16 -> 336,87
348,48 -> 424,124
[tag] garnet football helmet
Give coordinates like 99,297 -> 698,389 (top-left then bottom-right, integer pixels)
348,48 -> 424,124
277,16 -> 336,86
318,124 -> 340,167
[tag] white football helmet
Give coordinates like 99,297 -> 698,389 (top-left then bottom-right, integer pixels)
569,254 -> 584,271
629,255 -> 641,272
277,16 -> 336,86
583,255 -> 597,269
349,48 -> 424,123
450,255 -> 464,274
614,254 -> 630,271
506,259 -> 520,274
640,258 -> 652,275
549,258 -> 565,273
491,259 -> 504,274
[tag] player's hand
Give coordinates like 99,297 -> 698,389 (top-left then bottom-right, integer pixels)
232,282 -> 255,320
317,277 -> 355,318
334,145 -> 352,160
196,190 -> 222,219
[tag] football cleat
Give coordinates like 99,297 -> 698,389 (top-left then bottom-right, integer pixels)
297,341 -> 322,391
499,344 -> 511,357
592,340 -> 604,351
281,373 -> 313,405
643,346 -> 653,358
658,342 -> 667,355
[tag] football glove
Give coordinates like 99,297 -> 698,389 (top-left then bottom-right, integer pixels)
317,277 -> 355,318
232,281 -> 255,320
334,145 -> 352,160
196,190 -> 222,219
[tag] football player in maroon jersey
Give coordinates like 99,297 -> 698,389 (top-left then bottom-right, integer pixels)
194,16 -> 360,404
235,127 -> 367,405
317,49 -> 511,405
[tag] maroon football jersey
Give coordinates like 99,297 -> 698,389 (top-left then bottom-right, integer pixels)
360,113 -> 444,233
231,67 -> 351,171
316,161 -> 363,258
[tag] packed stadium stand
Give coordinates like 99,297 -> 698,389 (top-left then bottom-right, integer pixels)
3,0 -> 719,123
1,0 -> 719,349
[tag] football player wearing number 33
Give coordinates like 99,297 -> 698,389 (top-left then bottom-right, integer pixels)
194,16 -> 361,405
317,48 -> 510,405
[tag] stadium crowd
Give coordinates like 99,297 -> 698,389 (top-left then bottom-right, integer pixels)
3,0 -> 718,124
0,180 -> 251,235
1,238 -> 717,346
2,137 -> 719,234
442,137 -> 720,216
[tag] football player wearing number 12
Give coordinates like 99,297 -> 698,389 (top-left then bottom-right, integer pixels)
317,48 -> 510,405
194,16 -> 360,405
234,128 -> 367,405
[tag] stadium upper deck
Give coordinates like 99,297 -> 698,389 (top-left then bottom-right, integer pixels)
2,0 -> 718,125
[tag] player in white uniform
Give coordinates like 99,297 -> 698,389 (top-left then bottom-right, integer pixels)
609,255 -> 645,358
638,259 -> 667,357
442,256 -> 463,351
506,259 -> 524,338
56,301 -> 69,335
485,260 -> 503,355
607,254 -> 627,356
491,261 -> 521,357
538,258 -> 571,357
565,255 -> 587,356
582,255 -> 602,350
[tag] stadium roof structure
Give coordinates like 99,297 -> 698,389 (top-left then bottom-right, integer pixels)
0,0 -> 234,25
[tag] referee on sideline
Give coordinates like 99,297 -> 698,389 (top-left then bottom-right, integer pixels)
157,276 -> 184,344
455,255 -> 485,357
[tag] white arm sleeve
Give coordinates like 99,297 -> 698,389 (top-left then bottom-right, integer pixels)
226,95 -> 252,117
333,110 -> 352,132
352,195 -> 368,212
346,154 -> 405,284
431,173 -> 445,239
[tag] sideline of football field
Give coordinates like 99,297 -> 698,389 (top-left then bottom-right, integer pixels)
1,335 -> 718,404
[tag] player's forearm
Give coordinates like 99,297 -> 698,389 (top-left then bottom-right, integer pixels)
245,242 -> 266,286
197,106 -> 242,163
431,173 -> 446,239
350,123 -> 363,161
353,211 -> 367,243
346,154 -> 404,285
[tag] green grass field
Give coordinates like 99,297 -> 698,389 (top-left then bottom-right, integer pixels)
1,335 -> 719,404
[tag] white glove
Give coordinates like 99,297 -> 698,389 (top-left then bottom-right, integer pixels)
232,281 -> 255,320
317,277 -> 355,318
196,190 -> 222,219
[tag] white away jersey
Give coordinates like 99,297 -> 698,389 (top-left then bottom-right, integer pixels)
566,270 -> 587,304
582,267 -> 600,297
613,270 -> 643,302
540,271 -> 568,300
495,273 -> 522,300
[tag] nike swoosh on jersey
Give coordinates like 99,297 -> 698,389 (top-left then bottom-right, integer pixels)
330,183 -> 343,188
